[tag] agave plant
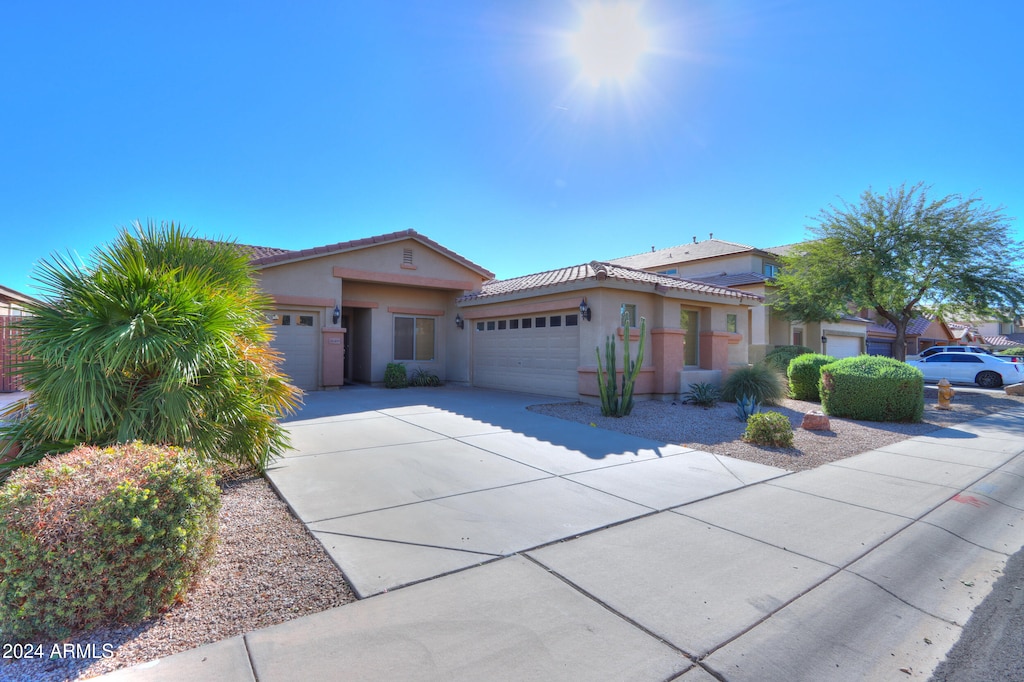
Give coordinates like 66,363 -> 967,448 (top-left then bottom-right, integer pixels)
0,221 -> 302,476
734,394 -> 761,421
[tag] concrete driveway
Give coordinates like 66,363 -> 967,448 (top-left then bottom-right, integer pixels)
266,385 -> 787,597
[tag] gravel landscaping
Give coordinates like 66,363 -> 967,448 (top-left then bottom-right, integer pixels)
4,387 -> 1021,681
0,470 -> 355,682
529,388 -> 1024,472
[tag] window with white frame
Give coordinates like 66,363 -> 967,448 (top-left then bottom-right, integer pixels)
394,316 -> 435,361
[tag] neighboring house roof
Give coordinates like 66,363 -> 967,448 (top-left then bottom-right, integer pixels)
608,238 -> 772,270
458,261 -> 763,303
191,238 -> 293,261
868,317 -> 952,338
250,229 -> 494,279
762,242 -> 804,257
984,335 -> 1016,347
687,272 -> 769,287
0,284 -> 41,306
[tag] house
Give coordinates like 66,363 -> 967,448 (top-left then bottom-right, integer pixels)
865,316 -> 956,357
246,230 -> 762,401
1,284 -> 40,392
607,238 -> 868,362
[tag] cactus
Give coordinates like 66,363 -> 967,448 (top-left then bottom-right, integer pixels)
734,393 -> 761,421
595,314 -> 646,417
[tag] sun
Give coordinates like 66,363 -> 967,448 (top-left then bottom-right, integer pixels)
569,2 -> 651,85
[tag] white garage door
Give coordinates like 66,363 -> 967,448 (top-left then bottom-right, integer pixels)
826,335 -> 861,359
269,311 -> 319,390
472,311 -> 580,398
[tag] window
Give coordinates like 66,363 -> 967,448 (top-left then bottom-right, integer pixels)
281,315 -> 291,326
565,314 -> 579,326
680,308 -> 699,366
550,315 -> 562,327
793,329 -> 803,346
763,262 -> 780,278
726,314 -> 737,333
522,318 -> 532,329
487,321 -> 495,331
510,319 -> 519,329
952,355 -> 983,363
297,315 -> 314,327
394,316 -> 435,361
621,304 -> 637,327
498,320 -> 507,330
658,268 -> 678,276
476,321 -> 484,331
535,317 -> 547,328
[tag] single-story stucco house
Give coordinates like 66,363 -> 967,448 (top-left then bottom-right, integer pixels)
246,230 -> 763,401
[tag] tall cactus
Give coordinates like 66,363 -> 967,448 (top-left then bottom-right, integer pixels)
595,314 -> 647,417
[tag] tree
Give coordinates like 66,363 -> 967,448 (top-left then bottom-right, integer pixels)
0,221 -> 302,476
771,183 -> 1024,361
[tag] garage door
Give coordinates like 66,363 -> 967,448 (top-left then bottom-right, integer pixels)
269,311 -> 319,390
825,336 -> 861,359
472,312 -> 580,398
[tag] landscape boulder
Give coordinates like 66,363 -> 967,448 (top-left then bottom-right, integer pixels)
801,410 -> 831,431
1006,383 -> 1024,397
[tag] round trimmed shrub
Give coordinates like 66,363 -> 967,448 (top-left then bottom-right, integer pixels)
384,362 -> 408,388
0,442 -> 220,640
820,356 -> 924,422
742,411 -> 794,447
763,345 -> 814,373
722,364 -> 786,405
787,353 -> 836,402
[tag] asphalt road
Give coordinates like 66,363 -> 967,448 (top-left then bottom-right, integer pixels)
929,544 -> 1024,681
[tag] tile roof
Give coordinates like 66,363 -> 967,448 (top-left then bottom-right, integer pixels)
870,317 -> 942,337
193,238 -> 293,261
608,239 -> 762,270
250,229 -> 494,278
459,261 -> 763,303
983,335 -> 1016,347
687,272 -> 770,287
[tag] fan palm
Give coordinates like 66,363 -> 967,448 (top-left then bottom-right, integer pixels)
0,221 -> 301,475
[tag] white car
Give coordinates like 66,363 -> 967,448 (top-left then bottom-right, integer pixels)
908,352 -> 1024,388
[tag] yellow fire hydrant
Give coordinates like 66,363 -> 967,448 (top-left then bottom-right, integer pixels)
937,378 -> 955,410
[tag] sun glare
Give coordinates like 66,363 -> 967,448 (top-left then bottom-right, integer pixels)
570,2 -> 650,85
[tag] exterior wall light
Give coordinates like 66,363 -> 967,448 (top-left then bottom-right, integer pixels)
579,298 -> 592,322
455,313 -> 464,329
332,304 -> 341,325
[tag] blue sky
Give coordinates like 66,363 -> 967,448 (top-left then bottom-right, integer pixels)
2,1 -> 1022,297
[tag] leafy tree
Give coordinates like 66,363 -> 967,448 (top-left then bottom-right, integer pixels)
0,221 -> 301,476
771,183 -> 1024,360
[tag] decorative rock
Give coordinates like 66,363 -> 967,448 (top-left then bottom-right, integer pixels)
801,410 -> 831,431
1006,382 -> 1024,396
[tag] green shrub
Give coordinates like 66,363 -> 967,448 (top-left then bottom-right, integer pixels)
0,442 -> 220,640
742,411 -> 794,447
384,362 -> 408,388
683,382 -> 720,408
787,353 -> 836,402
820,356 -> 924,422
998,346 -> 1024,356
722,364 -> 786,405
763,345 -> 814,373
409,368 -> 442,387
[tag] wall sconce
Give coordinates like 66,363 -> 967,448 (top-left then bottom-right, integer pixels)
579,298 -> 592,322
455,313 -> 464,329
332,304 -> 341,325
821,334 -> 828,346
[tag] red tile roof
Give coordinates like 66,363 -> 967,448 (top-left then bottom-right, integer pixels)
249,229 -> 494,278
459,261 -> 763,303
687,272 -> 770,287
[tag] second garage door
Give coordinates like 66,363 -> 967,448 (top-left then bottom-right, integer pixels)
472,312 -> 580,398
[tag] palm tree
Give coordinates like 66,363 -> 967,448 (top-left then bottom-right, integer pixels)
0,221 -> 301,475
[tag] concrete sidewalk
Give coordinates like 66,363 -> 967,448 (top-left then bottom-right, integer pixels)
98,393 -> 1024,681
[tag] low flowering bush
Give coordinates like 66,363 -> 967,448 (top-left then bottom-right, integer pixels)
0,442 -> 220,640
742,411 -> 794,447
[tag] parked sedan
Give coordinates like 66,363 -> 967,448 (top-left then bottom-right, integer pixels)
908,352 -> 1024,388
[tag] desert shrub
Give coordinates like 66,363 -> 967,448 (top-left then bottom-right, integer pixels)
787,353 -> 836,402
742,411 -> 794,447
0,222 -> 300,477
734,394 -> 761,421
682,382 -> 720,407
0,442 -> 220,640
820,355 -> 924,422
409,368 -> 442,387
721,364 -> 786,405
384,362 -> 408,388
763,345 -> 814,373
998,346 -> 1024,356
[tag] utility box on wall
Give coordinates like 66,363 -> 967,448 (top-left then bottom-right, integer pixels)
322,329 -> 346,387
